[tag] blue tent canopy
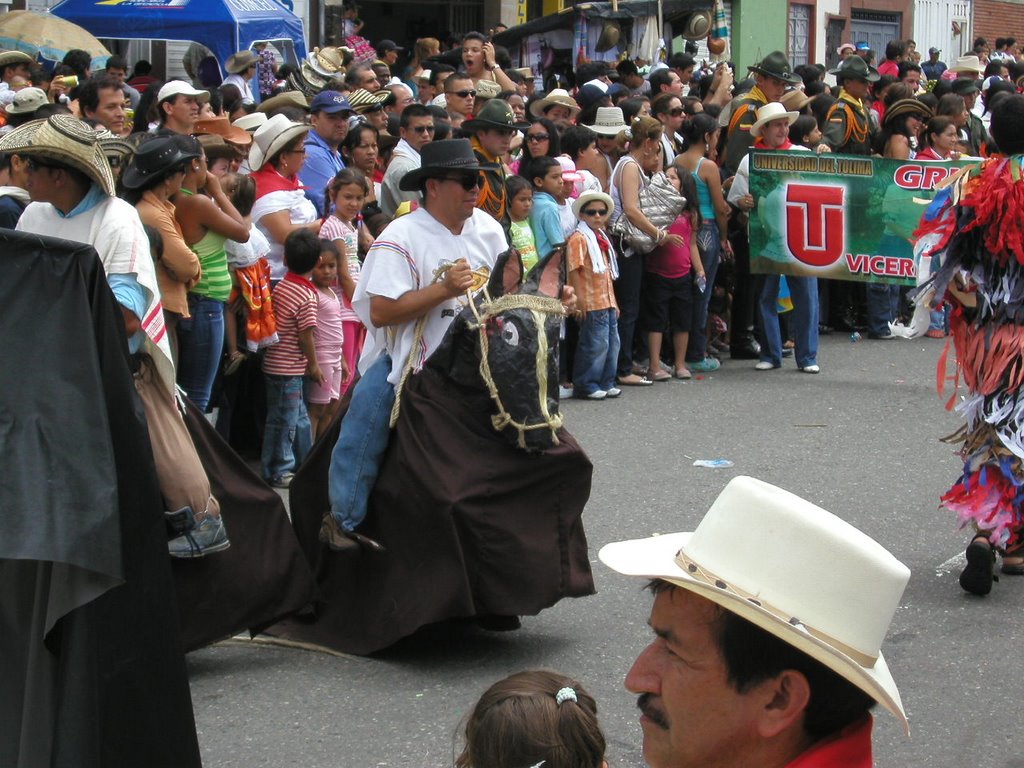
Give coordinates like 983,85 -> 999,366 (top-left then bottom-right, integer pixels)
50,0 -> 306,72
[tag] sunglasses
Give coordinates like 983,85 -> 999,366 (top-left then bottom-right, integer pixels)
412,124 -> 435,133
451,89 -> 477,99
581,207 -> 608,216
668,107 -> 684,117
527,133 -> 550,142
439,175 -> 480,191
361,103 -> 384,113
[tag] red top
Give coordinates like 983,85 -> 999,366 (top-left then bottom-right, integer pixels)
263,272 -> 318,376
785,716 -> 874,768
645,214 -> 694,279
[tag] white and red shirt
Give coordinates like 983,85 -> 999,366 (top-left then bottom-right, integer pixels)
263,271 -> 318,376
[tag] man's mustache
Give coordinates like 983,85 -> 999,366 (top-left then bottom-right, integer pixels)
637,693 -> 669,729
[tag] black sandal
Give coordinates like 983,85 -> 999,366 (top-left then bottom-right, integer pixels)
1001,540 -> 1024,576
960,535 -> 997,596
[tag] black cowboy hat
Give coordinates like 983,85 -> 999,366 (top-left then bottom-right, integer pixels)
827,56 -> 880,83
399,138 -> 496,191
748,51 -> 801,85
461,99 -> 531,133
121,135 -> 200,190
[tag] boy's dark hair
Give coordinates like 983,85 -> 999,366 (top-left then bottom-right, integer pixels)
559,125 -> 597,160
29,66 -> 50,88
648,69 -> 675,94
648,581 -> 874,741
284,229 -> 323,274
462,31 -> 488,46
399,103 -> 432,129
62,49 -> 92,78
521,155 -> 559,187
884,40 -> 906,61
667,52 -> 695,72
990,94 -> 1024,154
132,60 -> 153,77
790,114 -> 819,147
428,64 -> 455,87
0,152 -> 12,173
444,71 -> 474,92
897,61 -> 922,79
504,174 -> 532,201
106,55 -> 129,72
77,74 -> 122,116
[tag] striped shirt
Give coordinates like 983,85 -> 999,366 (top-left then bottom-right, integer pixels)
318,214 -> 362,325
263,272 -> 318,376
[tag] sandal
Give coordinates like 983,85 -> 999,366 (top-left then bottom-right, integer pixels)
674,368 -> 692,380
617,373 -> 653,387
647,369 -> 672,382
1001,541 -> 1024,575
960,535 -> 997,596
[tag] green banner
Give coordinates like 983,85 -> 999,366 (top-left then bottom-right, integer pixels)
747,151 -> 972,285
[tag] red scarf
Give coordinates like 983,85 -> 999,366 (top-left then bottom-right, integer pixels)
283,270 -> 316,293
754,138 -> 795,150
251,163 -> 305,199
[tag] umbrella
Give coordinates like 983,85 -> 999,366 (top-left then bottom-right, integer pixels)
0,10 -> 110,69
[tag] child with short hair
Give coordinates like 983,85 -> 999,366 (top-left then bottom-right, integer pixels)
641,165 -> 703,380
261,229 -> 324,488
524,155 -> 567,261
505,175 -> 538,273
305,241 -> 348,440
566,190 -> 620,400
456,670 -> 608,768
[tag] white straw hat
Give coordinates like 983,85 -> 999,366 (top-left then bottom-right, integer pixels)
529,88 -> 580,118
750,101 -> 799,138
248,113 -> 309,169
600,476 -> 911,732
585,106 -> 629,136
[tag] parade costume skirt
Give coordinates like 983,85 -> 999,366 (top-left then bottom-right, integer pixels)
272,366 -> 596,655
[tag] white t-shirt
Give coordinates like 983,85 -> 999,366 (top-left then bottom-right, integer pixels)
251,190 -> 318,280
353,207 -> 507,384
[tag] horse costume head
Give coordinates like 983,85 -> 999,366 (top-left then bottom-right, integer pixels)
427,246 -> 567,453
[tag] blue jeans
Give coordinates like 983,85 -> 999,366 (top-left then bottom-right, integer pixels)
177,293 -> 225,412
261,374 -> 312,482
613,251 -> 644,377
866,283 -> 901,336
328,354 -> 395,531
759,275 -> 819,367
686,222 -> 721,363
573,308 -> 620,395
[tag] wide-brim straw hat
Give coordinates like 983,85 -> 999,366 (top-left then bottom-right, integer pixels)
96,130 -> 135,169
307,46 -> 349,77
780,88 -> 810,113
347,88 -> 389,113
225,50 -> 257,74
572,189 -> 613,219
949,55 -> 983,75
750,102 -> 799,138
596,21 -> 621,53
233,112 -> 268,132
121,134 -> 202,190
474,79 -> 502,100
256,90 -> 310,114
0,50 -> 34,69
599,476 -> 911,732
529,88 -> 581,118
249,113 -> 309,169
681,10 -> 713,40
398,137 -> 490,191
0,115 -> 115,195
585,106 -> 629,136
194,116 -> 252,146
884,98 -> 932,125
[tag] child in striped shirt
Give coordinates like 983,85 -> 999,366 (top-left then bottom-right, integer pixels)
261,229 -> 324,488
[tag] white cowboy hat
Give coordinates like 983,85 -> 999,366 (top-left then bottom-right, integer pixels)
599,476 -> 911,732
572,189 -> 613,219
750,101 -> 799,138
529,88 -> 581,118
949,54 -> 983,75
0,114 -> 116,195
233,112 -> 268,132
585,106 -> 629,136
248,113 -> 309,169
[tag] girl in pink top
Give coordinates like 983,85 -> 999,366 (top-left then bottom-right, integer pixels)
640,167 -> 704,380
305,242 -> 348,440
319,168 -> 368,395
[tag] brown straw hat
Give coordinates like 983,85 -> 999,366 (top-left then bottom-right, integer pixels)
0,114 -> 116,195
883,98 -> 932,125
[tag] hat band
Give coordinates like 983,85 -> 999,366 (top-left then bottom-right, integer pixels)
673,548 -> 879,668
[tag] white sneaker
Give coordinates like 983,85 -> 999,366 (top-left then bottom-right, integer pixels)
605,387 -> 622,398
558,384 -> 574,399
754,361 -> 778,371
800,364 -> 821,374
584,390 -> 607,400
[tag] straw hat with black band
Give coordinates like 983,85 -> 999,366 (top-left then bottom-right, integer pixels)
749,102 -> 799,138
347,88 -> 389,113
585,106 -> 629,136
529,88 -> 581,119
248,113 -> 309,169
225,50 -> 257,75
0,114 -> 116,196
256,90 -> 309,114
0,50 -> 34,70
599,475 -> 911,732
883,98 -> 932,125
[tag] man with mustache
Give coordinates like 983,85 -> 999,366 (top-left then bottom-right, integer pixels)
600,476 -> 911,768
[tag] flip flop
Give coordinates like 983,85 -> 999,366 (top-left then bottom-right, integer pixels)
617,374 -> 653,387
674,368 -> 692,380
647,369 -> 672,382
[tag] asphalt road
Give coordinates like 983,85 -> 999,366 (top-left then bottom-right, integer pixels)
187,333 -> 1024,768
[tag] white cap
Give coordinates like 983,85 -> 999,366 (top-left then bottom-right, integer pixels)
157,80 -> 210,104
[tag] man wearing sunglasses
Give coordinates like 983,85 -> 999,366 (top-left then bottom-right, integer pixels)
381,104 -> 435,216
300,90 -> 354,216
320,139 -> 508,552
443,72 -> 476,129
461,99 -> 530,225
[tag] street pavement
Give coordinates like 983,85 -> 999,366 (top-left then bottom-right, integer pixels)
187,332 -> 1024,768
